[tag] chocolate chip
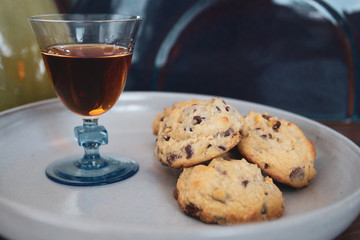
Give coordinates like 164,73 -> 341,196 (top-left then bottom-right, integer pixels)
264,192 -> 268,195
185,202 -> 201,216
255,127 -> 261,131
166,152 -> 182,165
262,114 -> 271,120
261,134 -> 273,139
223,127 -> 234,137
242,180 -> 249,187
225,106 -> 230,112
216,106 -> 221,112
173,188 -> 179,200
272,121 -> 281,131
184,127 -> 193,132
185,145 -> 193,159
163,136 -> 170,141
218,146 -> 226,151
261,204 -> 267,214
264,163 -> 269,169
193,116 -> 205,125
207,144 -> 212,148
290,167 -> 304,181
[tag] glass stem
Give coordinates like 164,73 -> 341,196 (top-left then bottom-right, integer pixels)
74,118 -> 109,170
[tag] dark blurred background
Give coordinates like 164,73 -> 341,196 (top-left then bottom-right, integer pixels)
2,0 -> 360,122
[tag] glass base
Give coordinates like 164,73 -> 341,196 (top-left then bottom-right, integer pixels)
45,155 -> 139,186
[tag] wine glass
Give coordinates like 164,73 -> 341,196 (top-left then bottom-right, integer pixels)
29,14 -> 142,186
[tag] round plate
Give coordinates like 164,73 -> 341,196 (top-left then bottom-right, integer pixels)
0,92 -> 359,240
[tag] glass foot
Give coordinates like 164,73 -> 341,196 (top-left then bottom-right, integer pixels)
45,155 -> 139,186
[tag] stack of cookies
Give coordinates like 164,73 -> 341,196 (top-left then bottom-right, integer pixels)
152,97 -> 316,224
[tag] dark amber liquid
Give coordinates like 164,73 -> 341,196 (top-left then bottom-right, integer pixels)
42,44 -> 132,116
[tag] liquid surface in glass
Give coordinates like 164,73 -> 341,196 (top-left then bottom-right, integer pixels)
42,44 -> 132,116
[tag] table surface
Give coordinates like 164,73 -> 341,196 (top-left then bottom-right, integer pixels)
0,121 -> 359,240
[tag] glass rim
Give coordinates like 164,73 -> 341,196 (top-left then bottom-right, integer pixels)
29,13 -> 142,23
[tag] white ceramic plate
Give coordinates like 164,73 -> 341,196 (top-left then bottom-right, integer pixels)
0,92 -> 359,240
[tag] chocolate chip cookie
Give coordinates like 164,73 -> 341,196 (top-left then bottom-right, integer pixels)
174,158 -> 285,224
154,98 -> 243,168
237,111 -> 316,188
152,100 -> 192,135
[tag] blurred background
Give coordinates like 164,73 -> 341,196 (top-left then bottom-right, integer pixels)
1,0 -> 360,122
